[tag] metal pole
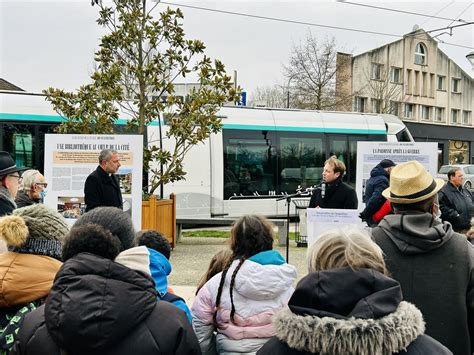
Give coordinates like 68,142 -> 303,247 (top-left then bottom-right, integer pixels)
286,197 -> 291,262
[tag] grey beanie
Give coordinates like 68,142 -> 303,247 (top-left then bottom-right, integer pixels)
0,204 -> 69,260
73,207 -> 135,251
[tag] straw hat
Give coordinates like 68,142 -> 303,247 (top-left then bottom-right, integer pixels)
382,160 -> 444,204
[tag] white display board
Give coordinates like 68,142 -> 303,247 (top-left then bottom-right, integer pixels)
306,208 -> 364,247
355,142 -> 438,211
44,134 -> 143,230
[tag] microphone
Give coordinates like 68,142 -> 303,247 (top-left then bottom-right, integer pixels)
321,182 -> 326,199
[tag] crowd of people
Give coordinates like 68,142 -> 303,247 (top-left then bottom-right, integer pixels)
0,149 -> 473,354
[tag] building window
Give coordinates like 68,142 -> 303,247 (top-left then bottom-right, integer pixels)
451,109 -> 460,124
422,72 -> 428,97
371,63 -> 383,80
406,69 -> 412,95
404,103 -> 414,119
463,111 -> 472,125
414,71 -> 421,96
451,78 -> 461,93
390,101 -> 400,116
437,75 -> 446,90
354,96 -> 367,113
421,106 -> 431,120
390,67 -> 402,84
415,43 -> 427,65
372,99 -> 382,113
449,140 -> 468,165
430,73 -> 435,97
435,107 -> 445,122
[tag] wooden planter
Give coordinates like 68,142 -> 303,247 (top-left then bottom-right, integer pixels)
141,193 -> 177,247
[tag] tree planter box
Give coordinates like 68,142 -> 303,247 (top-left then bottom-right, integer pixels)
141,194 -> 176,248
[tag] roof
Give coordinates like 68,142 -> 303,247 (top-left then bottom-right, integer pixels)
0,78 -> 24,91
351,29 -> 473,80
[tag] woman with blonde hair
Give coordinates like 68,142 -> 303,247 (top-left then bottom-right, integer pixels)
257,227 -> 451,355
192,215 -> 297,355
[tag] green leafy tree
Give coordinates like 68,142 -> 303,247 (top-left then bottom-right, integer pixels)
44,0 -> 240,195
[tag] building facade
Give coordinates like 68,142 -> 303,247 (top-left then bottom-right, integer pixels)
336,29 -> 474,167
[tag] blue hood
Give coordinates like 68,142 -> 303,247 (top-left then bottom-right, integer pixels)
248,250 -> 285,265
148,248 -> 171,296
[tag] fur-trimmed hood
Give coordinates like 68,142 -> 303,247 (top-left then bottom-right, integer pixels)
271,267 -> 427,355
273,301 -> 424,355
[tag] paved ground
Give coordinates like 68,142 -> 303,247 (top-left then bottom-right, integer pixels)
168,233 -> 309,305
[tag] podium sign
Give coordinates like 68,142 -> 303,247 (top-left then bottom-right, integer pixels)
306,208 -> 364,248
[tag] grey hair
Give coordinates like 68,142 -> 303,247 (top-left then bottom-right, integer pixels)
20,169 -> 41,192
98,149 -> 118,164
73,207 -> 135,251
307,227 -> 387,275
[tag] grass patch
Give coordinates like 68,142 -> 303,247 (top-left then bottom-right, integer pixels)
182,230 -> 230,238
182,230 -> 298,240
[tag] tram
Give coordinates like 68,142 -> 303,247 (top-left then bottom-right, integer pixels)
0,91 -> 413,218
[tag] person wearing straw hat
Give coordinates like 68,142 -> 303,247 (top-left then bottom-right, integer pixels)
0,151 -> 29,216
372,160 -> 474,355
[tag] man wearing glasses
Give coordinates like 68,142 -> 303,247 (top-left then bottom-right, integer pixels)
15,169 -> 48,208
0,151 -> 29,216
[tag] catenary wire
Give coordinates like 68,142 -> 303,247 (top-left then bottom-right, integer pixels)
337,1 -> 468,23
158,2 -> 473,49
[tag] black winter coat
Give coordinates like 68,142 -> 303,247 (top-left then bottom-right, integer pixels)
0,187 -> 16,216
439,182 -> 474,232
14,191 -> 37,209
84,166 -> 123,212
308,178 -> 358,209
257,267 -> 451,355
373,213 -> 474,355
13,253 -> 201,355
360,163 -> 389,225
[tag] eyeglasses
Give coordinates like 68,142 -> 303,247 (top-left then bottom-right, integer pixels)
35,182 -> 48,188
8,175 -> 23,183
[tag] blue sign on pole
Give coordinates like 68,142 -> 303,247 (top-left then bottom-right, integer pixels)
240,91 -> 247,106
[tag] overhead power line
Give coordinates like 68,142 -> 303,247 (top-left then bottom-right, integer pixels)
337,1 -> 469,23
159,2 -> 474,50
420,1 -> 455,27
160,1 -> 400,38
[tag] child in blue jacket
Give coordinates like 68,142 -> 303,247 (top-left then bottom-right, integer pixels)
136,230 -> 192,323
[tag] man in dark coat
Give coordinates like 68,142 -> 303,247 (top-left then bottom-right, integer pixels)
372,160 -> 474,355
0,151 -> 28,216
84,149 -> 123,212
309,155 -> 358,209
438,167 -> 474,234
360,159 -> 396,226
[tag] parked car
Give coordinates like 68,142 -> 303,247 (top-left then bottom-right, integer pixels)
437,164 -> 474,190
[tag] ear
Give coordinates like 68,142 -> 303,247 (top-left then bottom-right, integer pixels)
335,171 -> 341,179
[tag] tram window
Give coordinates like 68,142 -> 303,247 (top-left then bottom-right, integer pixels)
223,131 -> 276,199
1,124 -> 35,168
329,135 -> 369,187
279,136 -> 324,194
396,129 -> 412,142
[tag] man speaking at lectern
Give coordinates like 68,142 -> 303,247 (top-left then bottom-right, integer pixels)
308,155 -> 358,210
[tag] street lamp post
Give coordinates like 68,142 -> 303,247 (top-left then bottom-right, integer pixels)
286,74 -> 298,108
467,52 -> 474,70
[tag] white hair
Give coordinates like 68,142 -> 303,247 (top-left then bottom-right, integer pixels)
19,170 -> 42,192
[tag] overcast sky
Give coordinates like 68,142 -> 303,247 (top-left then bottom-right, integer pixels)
1,0 -> 472,97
